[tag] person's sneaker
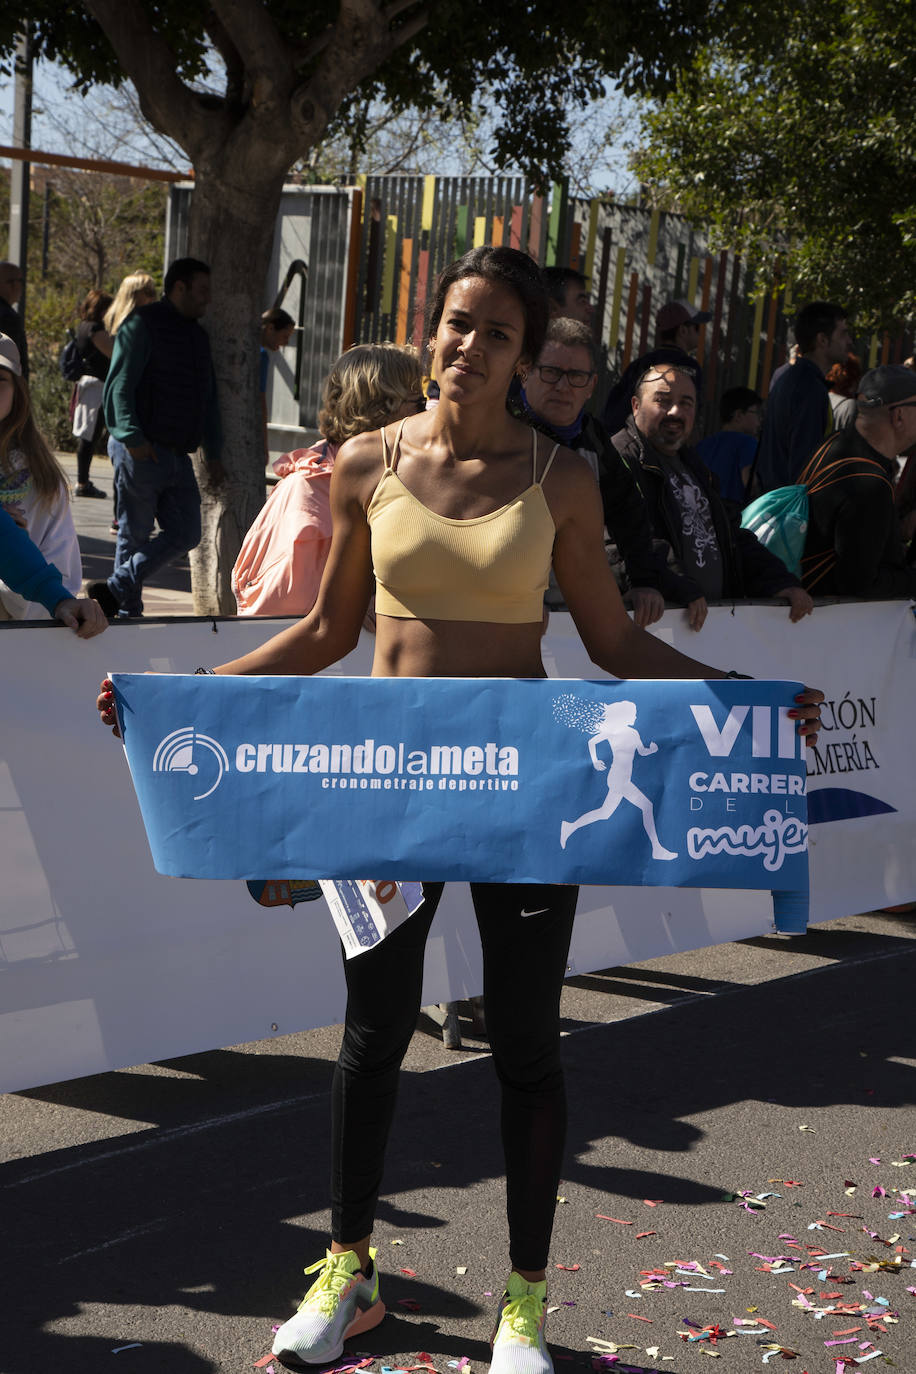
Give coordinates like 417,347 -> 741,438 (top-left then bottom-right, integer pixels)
489,1273 -> 552,1374
86,580 -> 122,619
75,482 -> 107,498
271,1248 -> 385,1367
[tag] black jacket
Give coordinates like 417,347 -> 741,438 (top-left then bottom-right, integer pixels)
801,427 -> 916,597
607,418 -> 801,604
134,299 -> 216,454
513,404 -> 662,591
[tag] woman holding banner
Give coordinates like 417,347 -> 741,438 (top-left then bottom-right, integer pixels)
98,246 -> 822,1374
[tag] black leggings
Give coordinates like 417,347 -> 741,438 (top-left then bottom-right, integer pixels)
76,412 -> 105,486
330,881 -> 578,1272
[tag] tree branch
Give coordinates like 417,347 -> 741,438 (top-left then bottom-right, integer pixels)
208,0 -> 295,97
80,0 -> 212,151
279,0 -> 431,156
205,8 -> 247,107
382,0 -> 426,21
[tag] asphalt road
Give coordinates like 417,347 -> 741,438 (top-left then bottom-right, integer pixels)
3,907 -> 915,1374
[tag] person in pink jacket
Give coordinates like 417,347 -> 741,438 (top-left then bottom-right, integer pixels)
232,343 -> 425,617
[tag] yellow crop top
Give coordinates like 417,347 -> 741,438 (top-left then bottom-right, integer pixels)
366,421 -> 559,623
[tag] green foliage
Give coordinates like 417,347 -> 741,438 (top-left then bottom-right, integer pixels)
45,176 -> 166,290
632,0 -> 916,328
24,285 -> 78,451
1,165 -> 164,449
1,0 -> 719,188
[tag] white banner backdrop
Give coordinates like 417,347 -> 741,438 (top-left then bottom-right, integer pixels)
1,600 -> 913,1094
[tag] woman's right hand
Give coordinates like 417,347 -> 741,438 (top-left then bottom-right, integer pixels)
97,678 -> 121,738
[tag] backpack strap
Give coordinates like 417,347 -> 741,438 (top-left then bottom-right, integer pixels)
799,437 -> 894,496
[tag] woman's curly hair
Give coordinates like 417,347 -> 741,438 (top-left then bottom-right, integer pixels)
318,343 -> 424,446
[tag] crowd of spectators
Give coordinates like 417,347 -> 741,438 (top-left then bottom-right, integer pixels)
2,248 -> 915,637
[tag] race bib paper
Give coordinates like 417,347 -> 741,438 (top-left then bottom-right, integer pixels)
112,674 -> 809,894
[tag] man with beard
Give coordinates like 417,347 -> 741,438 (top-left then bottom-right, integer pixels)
611,365 -> 813,631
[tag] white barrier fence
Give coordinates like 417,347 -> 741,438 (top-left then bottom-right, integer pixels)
2,601 -> 913,1094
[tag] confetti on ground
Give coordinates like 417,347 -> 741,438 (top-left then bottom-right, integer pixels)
597,1215 -> 634,1224
399,1267 -> 418,1276
456,1266 -> 467,1275
556,1263 -> 581,1271
592,1155 -> 916,1372
112,1347 -> 143,1356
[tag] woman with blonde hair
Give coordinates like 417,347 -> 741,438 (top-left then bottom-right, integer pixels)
0,333 -> 82,619
103,271 -> 157,337
232,342 -> 425,616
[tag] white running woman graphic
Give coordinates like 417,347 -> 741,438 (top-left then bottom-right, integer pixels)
559,700 -> 678,859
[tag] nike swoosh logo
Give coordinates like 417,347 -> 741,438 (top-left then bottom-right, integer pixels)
520,907 -> 550,918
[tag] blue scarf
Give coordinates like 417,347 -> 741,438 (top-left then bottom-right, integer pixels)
518,387 -> 584,446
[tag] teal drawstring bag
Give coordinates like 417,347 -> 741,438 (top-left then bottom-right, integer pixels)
740,485 -> 809,577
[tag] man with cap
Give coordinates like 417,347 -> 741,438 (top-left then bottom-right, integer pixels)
799,363 -> 916,597
601,297 -> 710,436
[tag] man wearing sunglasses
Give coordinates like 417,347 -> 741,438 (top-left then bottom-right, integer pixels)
513,317 -> 666,627
799,364 -> 916,597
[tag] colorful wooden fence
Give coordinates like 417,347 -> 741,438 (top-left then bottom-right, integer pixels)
349,176 -> 912,435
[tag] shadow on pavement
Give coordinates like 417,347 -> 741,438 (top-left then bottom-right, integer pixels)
4,928 -> 915,1373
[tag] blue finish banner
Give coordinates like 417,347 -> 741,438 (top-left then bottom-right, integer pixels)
112,675 -> 809,892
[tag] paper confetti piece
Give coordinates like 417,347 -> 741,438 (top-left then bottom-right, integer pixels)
397,1298 -> 421,1311
555,1263 -> 580,1271
399,1268 -> 418,1277
799,1125 -> 816,1132
113,1348 -> 143,1356
636,1232 -> 656,1239
596,1216 -> 633,1224
456,1266 -> 467,1276
643,1199 -> 662,1207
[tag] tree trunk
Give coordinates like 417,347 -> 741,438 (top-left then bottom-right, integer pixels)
186,160 -> 287,615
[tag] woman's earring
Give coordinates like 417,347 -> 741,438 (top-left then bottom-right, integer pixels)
517,368 -> 528,384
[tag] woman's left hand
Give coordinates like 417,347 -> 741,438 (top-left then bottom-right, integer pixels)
788,686 -> 824,746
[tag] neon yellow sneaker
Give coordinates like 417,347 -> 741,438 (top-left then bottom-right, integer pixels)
272,1248 -> 385,1367
489,1272 -> 552,1374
